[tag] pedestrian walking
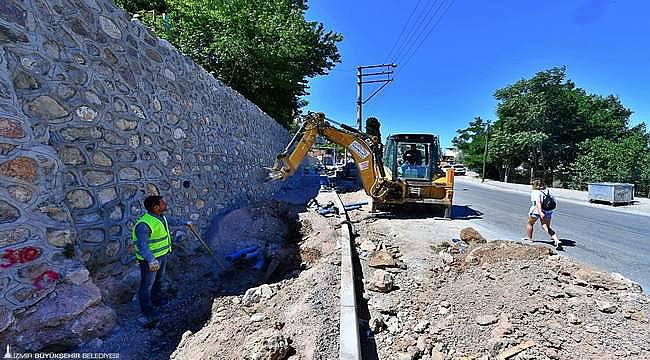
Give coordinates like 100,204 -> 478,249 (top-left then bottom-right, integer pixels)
523,178 -> 562,250
132,195 -> 193,325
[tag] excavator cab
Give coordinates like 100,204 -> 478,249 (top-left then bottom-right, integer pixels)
382,134 -> 453,217
384,134 -> 440,181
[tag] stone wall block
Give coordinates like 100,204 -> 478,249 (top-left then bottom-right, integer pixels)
0,227 -> 30,248
65,189 -> 93,209
25,95 -> 68,121
0,156 -> 37,182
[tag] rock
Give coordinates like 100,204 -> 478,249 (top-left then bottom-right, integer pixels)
476,314 -> 498,326
92,151 -> 113,167
564,285 -> 591,298
0,306 -> 14,332
416,335 -> 429,352
8,185 -> 32,203
414,320 -> 429,333
0,200 -> 20,223
242,284 -> 278,307
66,189 -> 94,209
573,268 -> 639,292
0,156 -> 37,183
95,268 -> 139,304
370,317 -> 386,333
76,106 -> 97,121
14,282 -> 102,332
26,95 -> 68,121
250,313 -> 264,323
369,296 -> 400,315
596,300 -> 618,314
118,167 -> 141,181
241,328 -> 289,360
259,284 -> 277,299
430,350 -> 445,360
0,117 -> 26,138
97,188 -> 117,204
439,251 -> 454,264
65,268 -> 89,286
359,239 -> 376,252
99,16 -> 121,39
460,227 -> 486,244
490,313 -> 512,339
368,250 -> 396,268
84,170 -> 113,186
386,316 -> 400,333
367,269 -> 394,293
0,227 -> 30,247
115,118 -> 138,130
437,306 -> 449,315
567,312 -> 581,325
68,304 -> 116,340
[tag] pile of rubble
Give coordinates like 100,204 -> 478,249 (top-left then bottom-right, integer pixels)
356,226 -> 649,359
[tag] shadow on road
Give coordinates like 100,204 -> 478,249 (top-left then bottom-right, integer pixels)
450,205 -> 483,220
531,238 -> 576,248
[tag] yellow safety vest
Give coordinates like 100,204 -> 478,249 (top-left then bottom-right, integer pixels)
132,213 -> 172,260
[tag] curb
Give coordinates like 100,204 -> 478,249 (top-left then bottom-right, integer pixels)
335,194 -> 362,360
455,177 -> 650,218
320,191 -> 362,360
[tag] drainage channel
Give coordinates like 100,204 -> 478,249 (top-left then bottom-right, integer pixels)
318,191 -> 362,359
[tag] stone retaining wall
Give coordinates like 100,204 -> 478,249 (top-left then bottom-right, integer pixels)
0,0 -> 288,350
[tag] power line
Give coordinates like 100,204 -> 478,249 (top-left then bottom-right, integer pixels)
399,0 -> 455,72
391,0 -> 442,64
385,0 -> 422,62
395,0 -> 447,66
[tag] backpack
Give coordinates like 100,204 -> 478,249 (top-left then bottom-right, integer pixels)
541,190 -> 556,211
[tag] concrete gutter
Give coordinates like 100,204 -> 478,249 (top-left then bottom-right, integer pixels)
319,191 -> 361,360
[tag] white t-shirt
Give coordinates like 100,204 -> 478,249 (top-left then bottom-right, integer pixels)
530,189 -> 554,215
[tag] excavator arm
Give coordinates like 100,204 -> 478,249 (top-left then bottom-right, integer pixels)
268,113 -> 404,202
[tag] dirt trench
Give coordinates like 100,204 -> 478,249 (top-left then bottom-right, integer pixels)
73,189 -> 341,359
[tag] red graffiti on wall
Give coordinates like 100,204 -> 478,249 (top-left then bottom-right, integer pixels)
32,270 -> 60,290
0,246 -> 41,268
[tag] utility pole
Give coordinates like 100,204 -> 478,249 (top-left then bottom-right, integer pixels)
481,121 -> 491,183
356,63 -> 397,130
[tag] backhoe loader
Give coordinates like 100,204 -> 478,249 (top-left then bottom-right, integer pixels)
268,112 -> 454,217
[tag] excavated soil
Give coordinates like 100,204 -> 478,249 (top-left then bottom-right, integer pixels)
341,191 -> 650,360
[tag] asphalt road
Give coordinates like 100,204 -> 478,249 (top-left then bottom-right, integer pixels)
452,180 -> 650,292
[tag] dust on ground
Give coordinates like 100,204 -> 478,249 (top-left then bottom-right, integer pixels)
341,190 -> 650,360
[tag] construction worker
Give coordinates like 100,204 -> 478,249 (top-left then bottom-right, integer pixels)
403,144 -> 422,165
132,195 -> 193,325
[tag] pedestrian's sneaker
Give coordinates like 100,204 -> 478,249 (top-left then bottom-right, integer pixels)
552,235 -> 563,251
521,237 -> 532,242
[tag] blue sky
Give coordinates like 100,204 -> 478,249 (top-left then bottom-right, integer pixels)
304,0 -> 650,148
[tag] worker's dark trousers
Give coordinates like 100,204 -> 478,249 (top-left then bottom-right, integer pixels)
138,254 -> 168,316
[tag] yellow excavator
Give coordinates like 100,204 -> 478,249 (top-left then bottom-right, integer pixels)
268,112 -> 455,217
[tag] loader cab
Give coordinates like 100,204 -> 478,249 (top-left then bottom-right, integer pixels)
383,134 -> 440,181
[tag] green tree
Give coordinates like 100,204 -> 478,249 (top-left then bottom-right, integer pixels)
487,126 -> 547,182
494,67 -> 631,172
570,124 -> 650,196
452,116 -> 489,170
120,0 -> 342,128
